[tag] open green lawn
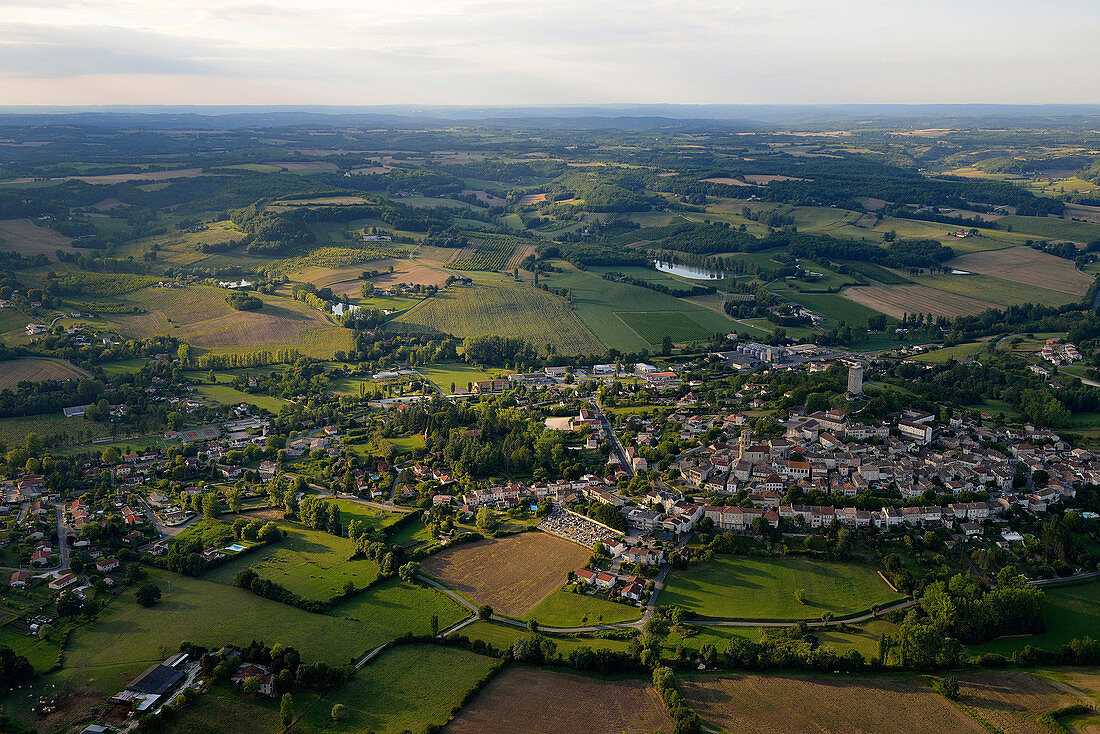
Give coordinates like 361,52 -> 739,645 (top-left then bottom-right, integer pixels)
388,434 -> 425,455
968,579 -> 1100,659
160,684 -> 287,734
460,620 -> 636,655
205,521 -> 379,600
48,571 -> 393,696
522,588 -> 644,627
0,625 -> 59,673
195,382 -> 290,413
330,577 -> 467,638
304,644 -> 499,734
332,501 -> 404,533
418,361 -> 498,394
668,618 -> 898,662
660,557 -> 902,621
911,341 -> 989,364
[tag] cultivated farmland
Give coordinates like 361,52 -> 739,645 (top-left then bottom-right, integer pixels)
389,281 -> 604,355
840,284 -> 1000,320
0,357 -> 85,389
954,672 -> 1078,734
110,286 -> 350,356
682,675 -> 985,734
449,233 -> 522,271
0,218 -> 75,258
660,556 -> 900,620
946,246 -> 1093,296
421,532 -> 589,617
444,667 -> 674,734
617,311 -> 713,344
913,273 -> 1077,307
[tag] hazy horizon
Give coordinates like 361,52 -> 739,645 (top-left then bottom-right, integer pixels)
1,0 -> 1097,106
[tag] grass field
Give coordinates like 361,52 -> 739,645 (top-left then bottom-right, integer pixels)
996,215 -> 1100,243
160,685 -> 285,734
682,674 -> 984,734
911,341 -> 989,363
421,533 -> 589,618
331,500 -> 405,533
946,246 -> 1094,296
912,273 -> 1078,307
418,362 -> 498,394
539,267 -> 735,352
47,571 -> 392,697
660,557 -> 901,620
389,280 -> 603,355
0,625 -> 60,673
767,283 -> 889,327
523,588 -> 643,628
205,521 -> 380,601
0,218 -> 75,258
841,284 -> 999,320
446,667 -> 673,734
617,311 -> 714,344
969,579 -> 1100,658
457,621 -> 636,656
0,357 -> 85,389
329,577 -> 467,639
195,382 -> 289,413
306,645 -> 498,734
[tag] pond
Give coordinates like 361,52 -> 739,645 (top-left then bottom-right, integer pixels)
653,260 -> 728,280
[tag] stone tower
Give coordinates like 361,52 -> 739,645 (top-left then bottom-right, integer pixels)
847,363 -> 864,397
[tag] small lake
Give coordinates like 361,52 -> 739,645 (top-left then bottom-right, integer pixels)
653,260 -> 728,280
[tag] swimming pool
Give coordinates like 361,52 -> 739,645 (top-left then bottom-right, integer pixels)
225,543 -> 246,552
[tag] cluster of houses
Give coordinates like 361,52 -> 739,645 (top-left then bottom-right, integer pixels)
1040,339 -> 1081,365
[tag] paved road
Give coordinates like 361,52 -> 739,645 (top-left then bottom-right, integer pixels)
591,398 -> 633,478
290,474 -> 414,513
1028,570 -> 1100,586
54,503 -> 70,571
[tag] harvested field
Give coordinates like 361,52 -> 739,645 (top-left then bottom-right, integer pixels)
955,672 -> 1078,734
682,675 -> 985,734
947,246 -> 1093,296
421,532 -> 588,617
372,263 -> 451,288
0,358 -> 86,389
699,177 -> 752,186
417,245 -> 462,264
0,218 -> 75,257
263,161 -> 339,171
91,197 -> 124,211
65,168 -> 206,184
111,286 -> 345,354
744,174 -> 810,183
517,193 -> 548,205
841,284 -> 1000,319
444,667 -> 674,734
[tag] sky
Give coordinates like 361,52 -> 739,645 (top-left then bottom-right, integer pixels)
0,0 -> 1097,106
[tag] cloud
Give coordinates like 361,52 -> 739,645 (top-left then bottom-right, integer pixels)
0,0 -> 1096,103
